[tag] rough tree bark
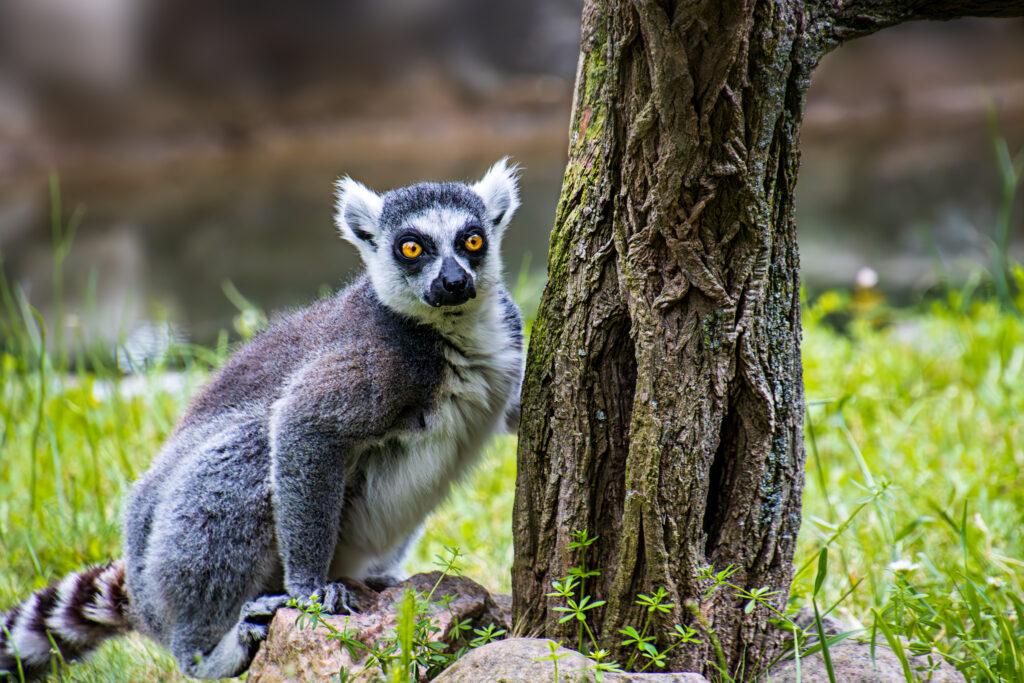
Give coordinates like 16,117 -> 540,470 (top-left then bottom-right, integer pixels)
512,0 -> 1024,677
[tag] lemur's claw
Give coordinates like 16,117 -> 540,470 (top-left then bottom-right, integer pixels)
316,582 -> 352,614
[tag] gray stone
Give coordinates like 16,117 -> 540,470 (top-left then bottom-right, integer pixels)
792,606 -> 853,640
433,637 -> 710,683
766,639 -> 965,682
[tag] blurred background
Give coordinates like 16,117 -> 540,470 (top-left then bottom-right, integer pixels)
0,1 -> 1022,349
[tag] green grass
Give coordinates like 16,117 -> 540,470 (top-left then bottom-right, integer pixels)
794,280 -> 1024,681
2,273 -> 1023,681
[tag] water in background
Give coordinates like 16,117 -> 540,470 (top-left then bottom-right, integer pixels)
1,9 -> 1022,351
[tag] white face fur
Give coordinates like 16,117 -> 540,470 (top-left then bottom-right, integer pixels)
334,158 -> 520,324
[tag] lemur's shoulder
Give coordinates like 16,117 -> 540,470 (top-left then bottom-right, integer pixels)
178,276 -> 445,428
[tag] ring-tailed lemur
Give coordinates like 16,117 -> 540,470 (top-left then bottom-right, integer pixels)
0,160 -> 524,681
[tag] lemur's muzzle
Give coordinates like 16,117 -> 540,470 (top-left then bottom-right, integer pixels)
427,257 -> 476,307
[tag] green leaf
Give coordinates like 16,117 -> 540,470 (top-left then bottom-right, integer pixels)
814,548 -> 829,597
874,611 -> 915,683
618,626 -> 641,641
813,600 -> 837,683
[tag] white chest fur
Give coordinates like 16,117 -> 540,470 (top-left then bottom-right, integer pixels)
332,300 -> 522,578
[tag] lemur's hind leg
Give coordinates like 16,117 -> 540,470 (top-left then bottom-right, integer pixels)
173,622 -> 254,680
169,594 -> 292,679
162,543 -> 279,679
147,420 -> 280,679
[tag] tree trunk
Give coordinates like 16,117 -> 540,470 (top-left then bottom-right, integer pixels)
512,0 -> 1024,676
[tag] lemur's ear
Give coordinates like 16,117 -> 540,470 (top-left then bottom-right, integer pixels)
472,157 -> 520,232
335,177 -> 383,247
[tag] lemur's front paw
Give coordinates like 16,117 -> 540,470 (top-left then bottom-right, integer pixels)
289,582 -> 352,614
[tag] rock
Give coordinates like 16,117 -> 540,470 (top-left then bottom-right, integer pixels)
247,583 -> 964,683
247,572 -> 512,682
767,639 -> 965,682
433,637 -> 710,683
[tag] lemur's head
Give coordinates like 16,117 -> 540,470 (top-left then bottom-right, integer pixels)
335,158 -> 520,321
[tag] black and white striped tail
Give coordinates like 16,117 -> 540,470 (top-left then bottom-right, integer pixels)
0,560 -> 131,681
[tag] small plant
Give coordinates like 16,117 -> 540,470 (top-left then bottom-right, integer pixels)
573,647 -> 627,683
544,531 -> 715,677
534,640 -> 571,683
547,574 -> 604,652
288,545 -> 507,681
565,529 -> 603,652
619,589 -> 701,672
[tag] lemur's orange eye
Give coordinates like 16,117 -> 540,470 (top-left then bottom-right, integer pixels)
401,241 -> 422,259
465,234 -> 484,252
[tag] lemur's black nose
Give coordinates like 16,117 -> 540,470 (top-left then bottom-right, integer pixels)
440,258 -> 470,293
429,257 -> 476,306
